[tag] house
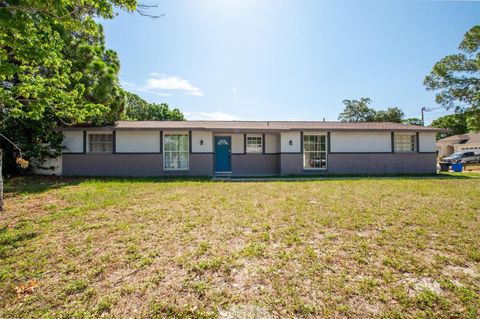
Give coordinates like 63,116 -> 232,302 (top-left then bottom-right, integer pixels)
436,132 -> 480,159
48,121 -> 441,176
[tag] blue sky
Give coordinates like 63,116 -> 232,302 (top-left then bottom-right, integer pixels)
102,0 -> 479,123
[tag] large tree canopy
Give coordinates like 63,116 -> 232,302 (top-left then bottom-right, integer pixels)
338,98 -> 405,123
374,107 -> 404,123
424,25 -> 480,132
0,0 -> 137,173
403,118 -> 423,126
430,113 -> 469,139
0,0 -> 136,123
122,91 -> 185,121
337,98 -> 376,122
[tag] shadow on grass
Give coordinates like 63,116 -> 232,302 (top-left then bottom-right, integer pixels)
4,175 -> 85,195
3,175 -> 213,195
0,222 -> 38,259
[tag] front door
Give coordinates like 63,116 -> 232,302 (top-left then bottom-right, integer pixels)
215,136 -> 231,172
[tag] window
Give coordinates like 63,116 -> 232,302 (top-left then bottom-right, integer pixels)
394,134 -> 416,152
303,134 -> 327,169
164,134 -> 189,170
88,133 -> 113,153
246,136 -> 262,153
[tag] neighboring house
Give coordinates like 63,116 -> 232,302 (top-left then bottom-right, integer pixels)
436,132 -> 480,159
48,121 -> 441,176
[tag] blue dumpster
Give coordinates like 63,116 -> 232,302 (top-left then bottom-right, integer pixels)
452,163 -> 463,172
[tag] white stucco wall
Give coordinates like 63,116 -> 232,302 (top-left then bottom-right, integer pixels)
32,156 -> 62,175
330,131 -> 391,153
231,134 -> 244,153
281,132 -> 301,153
192,131 -> 213,153
418,132 -> 436,153
213,133 -> 244,153
116,130 -> 160,153
62,131 -> 84,153
265,134 -> 279,153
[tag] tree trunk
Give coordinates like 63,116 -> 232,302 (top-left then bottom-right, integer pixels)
0,148 -> 3,211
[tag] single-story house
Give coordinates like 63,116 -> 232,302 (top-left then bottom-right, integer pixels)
46,121 -> 441,176
436,132 -> 480,158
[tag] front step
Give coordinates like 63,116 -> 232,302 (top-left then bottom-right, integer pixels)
212,171 -> 232,180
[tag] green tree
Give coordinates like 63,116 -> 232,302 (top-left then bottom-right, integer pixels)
430,113 -> 468,139
424,25 -> 480,132
0,0 -> 137,173
64,24 -> 127,125
374,107 -> 404,123
338,98 -> 376,122
338,98 -> 406,123
402,118 -> 423,126
122,91 -> 185,121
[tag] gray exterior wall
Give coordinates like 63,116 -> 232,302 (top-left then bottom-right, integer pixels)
280,153 -> 437,175
231,154 -> 279,176
60,129 -> 438,177
62,153 -> 436,177
62,154 -> 213,177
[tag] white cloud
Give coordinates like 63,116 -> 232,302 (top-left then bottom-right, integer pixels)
184,111 -> 240,121
138,89 -> 171,97
120,80 -> 137,89
146,76 -> 204,96
121,74 -> 203,97
121,80 -> 171,96
232,85 -> 237,94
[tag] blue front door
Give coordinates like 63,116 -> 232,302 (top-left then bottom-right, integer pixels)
215,136 -> 231,172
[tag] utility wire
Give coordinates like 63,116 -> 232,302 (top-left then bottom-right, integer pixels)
0,133 -> 23,156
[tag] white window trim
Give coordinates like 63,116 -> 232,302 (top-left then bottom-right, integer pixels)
246,134 -> 263,153
163,133 -> 189,171
303,133 -> 328,170
87,132 -> 113,154
394,133 -> 416,153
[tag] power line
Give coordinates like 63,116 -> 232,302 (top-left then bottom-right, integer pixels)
426,112 -> 449,116
405,106 -> 448,118
425,106 -> 445,111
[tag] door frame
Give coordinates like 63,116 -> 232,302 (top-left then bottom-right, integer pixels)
214,136 -> 232,173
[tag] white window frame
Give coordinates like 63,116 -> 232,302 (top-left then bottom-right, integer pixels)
394,133 -> 416,152
246,135 -> 263,153
303,134 -> 327,170
163,133 -> 189,171
87,133 -> 113,153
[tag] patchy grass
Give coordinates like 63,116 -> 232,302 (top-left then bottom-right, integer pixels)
1,176 -> 479,318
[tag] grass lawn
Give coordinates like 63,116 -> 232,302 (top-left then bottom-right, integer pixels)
1,176 -> 479,318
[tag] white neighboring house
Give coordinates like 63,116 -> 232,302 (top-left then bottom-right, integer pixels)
436,132 -> 480,159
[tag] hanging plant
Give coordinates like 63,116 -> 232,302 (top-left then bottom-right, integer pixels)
16,157 -> 30,169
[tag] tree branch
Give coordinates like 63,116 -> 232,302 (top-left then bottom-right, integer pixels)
136,3 -> 165,19
0,133 -> 23,156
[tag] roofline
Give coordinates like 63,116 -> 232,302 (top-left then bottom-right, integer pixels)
56,127 -> 445,133
53,120 -> 446,132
